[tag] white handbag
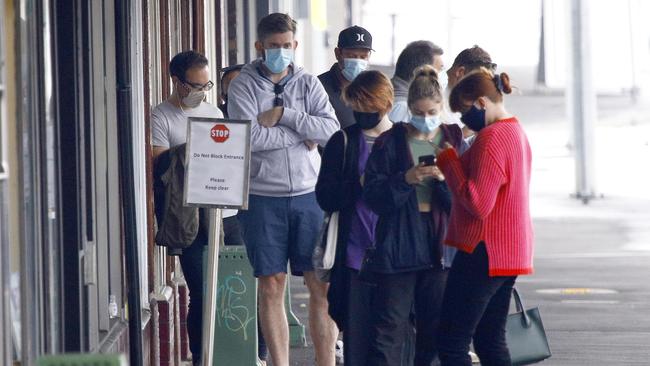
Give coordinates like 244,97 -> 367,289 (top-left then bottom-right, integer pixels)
321,211 -> 339,269
313,131 -> 348,282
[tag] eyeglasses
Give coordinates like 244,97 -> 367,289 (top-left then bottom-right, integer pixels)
180,78 -> 214,92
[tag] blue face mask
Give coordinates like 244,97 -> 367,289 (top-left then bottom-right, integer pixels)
264,48 -> 294,74
341,58 -> 369,81
410,115 -> 441,133
438,69 -> 449,92
460,105 -> 486,132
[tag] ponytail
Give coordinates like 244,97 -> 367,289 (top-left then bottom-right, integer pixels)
407,65 -> 443,107
493,72 -> 512,94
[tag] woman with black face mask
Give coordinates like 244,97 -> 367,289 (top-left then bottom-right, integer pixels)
361,65 -> 467,366
435,68 -> 533,366
315,70 -> 393,366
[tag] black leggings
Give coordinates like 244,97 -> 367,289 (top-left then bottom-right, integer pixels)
437,243 -> 516,366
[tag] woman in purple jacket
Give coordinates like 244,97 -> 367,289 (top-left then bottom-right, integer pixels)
315,70 -> 394,366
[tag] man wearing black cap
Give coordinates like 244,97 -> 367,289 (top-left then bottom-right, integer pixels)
318,25 -> 373,129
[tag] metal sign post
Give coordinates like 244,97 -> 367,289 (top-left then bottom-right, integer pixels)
184,117 -> 251,366
201,208 -> 222,366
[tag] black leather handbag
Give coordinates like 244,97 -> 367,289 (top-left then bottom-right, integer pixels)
506,287 -> 552,365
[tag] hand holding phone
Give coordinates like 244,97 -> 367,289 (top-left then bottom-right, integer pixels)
418,154 -> 436,166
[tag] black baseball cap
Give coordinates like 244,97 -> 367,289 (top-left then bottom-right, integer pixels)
337,25 -> 373,50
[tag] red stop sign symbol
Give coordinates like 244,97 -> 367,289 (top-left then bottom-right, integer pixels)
210,124 -> 230,143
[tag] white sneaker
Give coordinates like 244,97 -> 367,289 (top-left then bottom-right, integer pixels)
470,351 -> 480,363
335,340 -> 344,364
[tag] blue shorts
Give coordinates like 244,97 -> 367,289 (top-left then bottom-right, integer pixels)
237,192 -> 324,277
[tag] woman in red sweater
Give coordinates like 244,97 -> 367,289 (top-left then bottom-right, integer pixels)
435,68 -> 533,366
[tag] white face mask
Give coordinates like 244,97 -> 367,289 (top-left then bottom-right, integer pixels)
182,90 -> 205,108
438,69 -> 449,92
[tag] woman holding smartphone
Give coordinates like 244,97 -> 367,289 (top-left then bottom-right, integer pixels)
362,65 -> 467,366
435,68 -> 533,366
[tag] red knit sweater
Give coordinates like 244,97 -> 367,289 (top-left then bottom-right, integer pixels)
437,117 -> 534,276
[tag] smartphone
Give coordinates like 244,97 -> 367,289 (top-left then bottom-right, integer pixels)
418,154 -> 436,166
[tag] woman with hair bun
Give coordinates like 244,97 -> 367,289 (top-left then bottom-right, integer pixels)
362,65 -> 466,366
435,68 -> 534,366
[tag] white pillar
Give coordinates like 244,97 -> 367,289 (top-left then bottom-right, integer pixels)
567,0 -> 597,203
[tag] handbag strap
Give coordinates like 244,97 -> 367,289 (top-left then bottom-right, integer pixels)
340,130 -> 348,174
512,287 -> 531,327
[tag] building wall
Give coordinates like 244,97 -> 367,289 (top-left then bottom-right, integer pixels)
4,0 -> 20,279
0,0 -> 251,364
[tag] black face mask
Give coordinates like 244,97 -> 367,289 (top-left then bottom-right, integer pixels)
353,111 -> 382,130
460,105 -> 487,132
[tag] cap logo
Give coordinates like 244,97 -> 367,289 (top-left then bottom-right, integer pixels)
356,33 -> 365,42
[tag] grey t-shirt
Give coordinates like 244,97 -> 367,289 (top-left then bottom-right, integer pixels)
151,100 -> 224,148
151,100 -> 237,218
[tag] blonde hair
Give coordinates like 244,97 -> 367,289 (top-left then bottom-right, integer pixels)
407,65 -> 442,107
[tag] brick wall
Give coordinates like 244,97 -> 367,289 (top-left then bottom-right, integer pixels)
148,278 -> 191,365
151,286 -> 174,366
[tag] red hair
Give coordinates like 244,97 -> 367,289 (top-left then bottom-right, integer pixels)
449,67 -> 512,113
342,70 -> 394,115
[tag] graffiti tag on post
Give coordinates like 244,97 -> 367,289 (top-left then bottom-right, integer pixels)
216,275 -> 255,340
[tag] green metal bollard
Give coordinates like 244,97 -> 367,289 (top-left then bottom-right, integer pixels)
205,245 -> 307,365
207,245 -> 260,365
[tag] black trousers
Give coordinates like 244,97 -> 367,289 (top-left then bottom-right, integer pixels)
179,215 -> 244,360
344,268 -> 374,366
366,268 -> 448,366
437,243 -> 517,366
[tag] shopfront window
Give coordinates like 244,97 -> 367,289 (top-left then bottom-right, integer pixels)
0,2 -> 11,365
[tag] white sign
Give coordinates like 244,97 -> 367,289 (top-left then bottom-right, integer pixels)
184,117 -> 251,209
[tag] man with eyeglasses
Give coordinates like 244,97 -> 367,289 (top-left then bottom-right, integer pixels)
151,50 -> 242,366
152,50 -> 220,155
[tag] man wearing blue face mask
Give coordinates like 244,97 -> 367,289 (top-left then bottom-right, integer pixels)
228,12 -> 340,366
318,25 -> 373,129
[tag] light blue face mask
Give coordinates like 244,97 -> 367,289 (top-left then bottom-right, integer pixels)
438,69 -> 449,92
410,115 -> 441,133
264,48 -> 294,74
341,58 -> 369,81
